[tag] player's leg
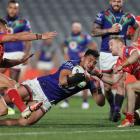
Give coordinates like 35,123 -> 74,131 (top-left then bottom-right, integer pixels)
59,98 -> 69,108
3,84 -> 42,118
7,68 -> 21,115
0,73 -> 17,116
92,93 -> 105,107
112,75 -> 125,122
92,84 -> 105,107
119,81 -> 140,127
10,68 -> 21,82
0,73 -> 16,88
81,89 -> 89,109
0,101 -> 46,126
0,95 -> 8,116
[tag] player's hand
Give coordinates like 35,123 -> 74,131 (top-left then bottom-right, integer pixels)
90,68 -> 103,79
113,65 -> 123,73
42,31 -> 57,40
20,54 -> 34,64
108,24 -> 121,33
131,41 -> 140,47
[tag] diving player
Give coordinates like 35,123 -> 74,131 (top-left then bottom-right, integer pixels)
0,49 -> 105,126
60,21 -> 97,109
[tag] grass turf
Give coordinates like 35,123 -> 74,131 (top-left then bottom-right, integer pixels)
0,97 -> 140,140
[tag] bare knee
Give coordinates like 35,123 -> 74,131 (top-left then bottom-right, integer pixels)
96,96 -> 105,107
0,107 -> 8,116
97,100 -> 105,107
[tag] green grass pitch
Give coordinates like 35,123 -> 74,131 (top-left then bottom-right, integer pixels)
0,97 -> 140,140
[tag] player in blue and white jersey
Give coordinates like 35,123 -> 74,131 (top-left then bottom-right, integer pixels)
60,22 -> 97,109
3,0 -> 32,80
0,49 -> 105,126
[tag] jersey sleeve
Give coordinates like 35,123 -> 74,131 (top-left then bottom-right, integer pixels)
85,34 -> 92,44
94,11 -> 105,26
23,19 -> 31,32
129,47 -> 137,55
129,14 -> 137,27
60,61 -> 75,71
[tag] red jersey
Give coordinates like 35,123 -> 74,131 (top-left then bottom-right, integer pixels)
0,34 -> 4,62
115,46 -> 140,80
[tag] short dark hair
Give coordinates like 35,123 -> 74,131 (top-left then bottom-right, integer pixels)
109,35 -> 125,44
8,0 -> 19,5
0,18 -> 7,26
84,49 -> 99,58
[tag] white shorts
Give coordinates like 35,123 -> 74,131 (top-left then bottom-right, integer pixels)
37,61 -> 54,70
99,52 -> 118,71
22,78 -> 52,112
3,52 -> 25,69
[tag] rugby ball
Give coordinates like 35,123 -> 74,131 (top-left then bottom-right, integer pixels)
72,65 -> 87,88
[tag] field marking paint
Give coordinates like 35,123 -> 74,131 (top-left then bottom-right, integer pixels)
0,129 -> 140,136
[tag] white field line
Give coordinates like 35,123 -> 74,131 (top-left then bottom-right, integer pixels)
0,129 -> 140,136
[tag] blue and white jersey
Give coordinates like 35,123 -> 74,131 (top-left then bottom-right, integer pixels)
39,42 -> 55,62
37,60 -> 97,104
64,33 -> 92,60
94,6 -> 136,52
4,16 -> 31,52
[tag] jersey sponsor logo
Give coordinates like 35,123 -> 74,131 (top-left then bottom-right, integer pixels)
69,41 -> 78,50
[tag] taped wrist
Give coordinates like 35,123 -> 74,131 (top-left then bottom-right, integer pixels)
67,73 -> 86,87
36,34 -> 42,40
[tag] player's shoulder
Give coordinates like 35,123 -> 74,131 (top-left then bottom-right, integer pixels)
61,60 -> 80,69
18,18 -> 30,24
124,11 -> 135,19
124,46 -> 137,57
95,10 -> 105,19
63,60 -> 80,66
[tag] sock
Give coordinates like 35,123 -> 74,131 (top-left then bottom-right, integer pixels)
126,112 -> 134,123
106,90 -> 114,112
6,88 -> 26,112
114,94 -> 124,112
65,99 -> 69,103
83,99 -> 88,103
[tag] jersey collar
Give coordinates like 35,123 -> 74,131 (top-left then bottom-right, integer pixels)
6,15 -> 19,21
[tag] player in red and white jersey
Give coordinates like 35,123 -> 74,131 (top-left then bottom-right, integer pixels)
91,35 -> 140,127
114,46 -> 140,79
0,18 -> 57,118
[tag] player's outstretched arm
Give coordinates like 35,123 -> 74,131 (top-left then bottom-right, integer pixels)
91,68 -> 122,85
0,54 -> 34,68
132,27 -> 140,45
114,50 -> 139,73
0,31 -> 57,43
